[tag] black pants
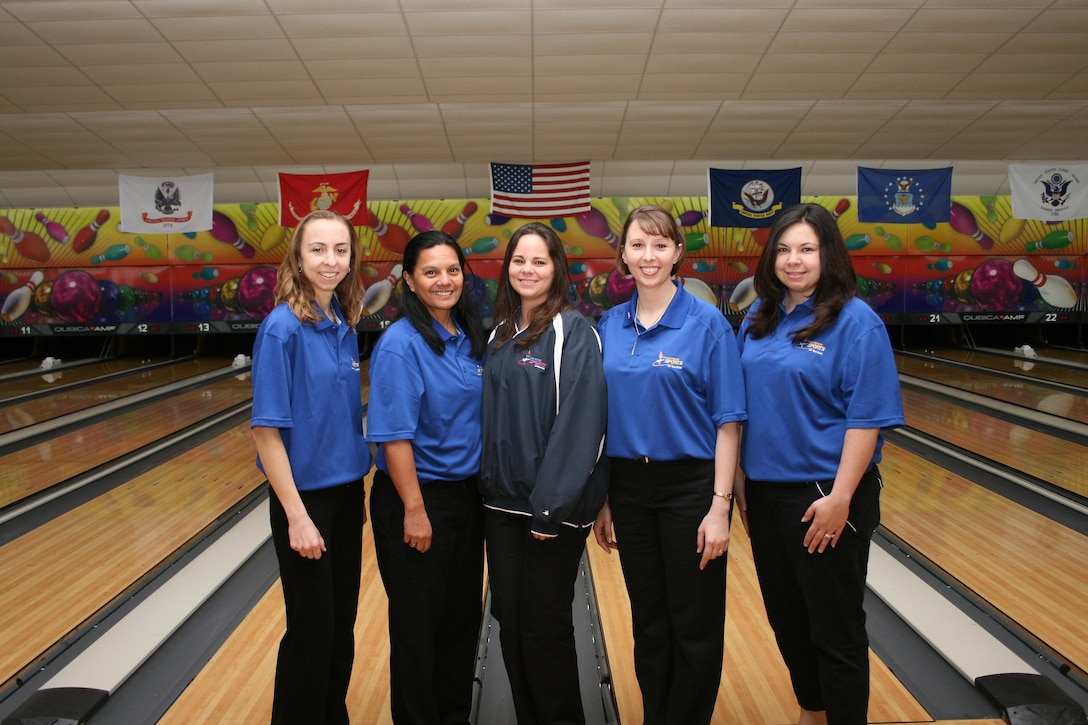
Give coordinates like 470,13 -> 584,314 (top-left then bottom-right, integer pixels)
608,458 -> 727,725
484,508 -> 589,725
269,478 -> 365,725
745,466 -> 882,725
371,470 -> 485,725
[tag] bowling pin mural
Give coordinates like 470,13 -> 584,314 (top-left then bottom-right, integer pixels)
1012,258 -> 1077,309
400,204 -> 435,233
728,277 -> 756,312
35,212 -> 70,244
574,208 -> 619,249
441,202 -> 478,240
210,211 -> 257,258
0,216 -> 50,262
73,209 -> 111,253
362,264 -> 403,315
949,201 -> 994,250
1,270 -> 44,322
364,208 -> 411,255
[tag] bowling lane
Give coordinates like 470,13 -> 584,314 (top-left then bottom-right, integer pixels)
913,348 -> 1088,390
900,387 -> 1086,498
0,357 -> 231,434
0,420 -> 265,688
0,357 -> 166,403
879,442 -> 1088,677
589,520 -> 940,725
898,355 -> 1088,425
0,373 -> 253,509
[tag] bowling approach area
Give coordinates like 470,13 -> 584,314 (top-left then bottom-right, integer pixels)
0,324 -> 1086,725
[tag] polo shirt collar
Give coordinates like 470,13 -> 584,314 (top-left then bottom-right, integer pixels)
429,315 -> 463,341
623,280 -> 689,330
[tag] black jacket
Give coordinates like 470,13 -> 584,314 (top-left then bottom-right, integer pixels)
479,309 -> 609,536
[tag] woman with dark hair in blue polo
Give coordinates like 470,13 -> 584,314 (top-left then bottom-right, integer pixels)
250,210 -> 370,725
735,202 -> 904,725
592,204 -> 746,725
367,230 -> 488,725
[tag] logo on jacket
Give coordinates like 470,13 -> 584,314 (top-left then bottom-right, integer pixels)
651,351 -> 684,369
518,350 -> 548,371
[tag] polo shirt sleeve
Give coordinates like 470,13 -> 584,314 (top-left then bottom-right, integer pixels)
366,334 -> 425,442
840,319 -> 905,430
707,316 -> 747,428
251,325 -> 295,429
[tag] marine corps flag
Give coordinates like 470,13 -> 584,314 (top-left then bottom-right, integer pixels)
708,167 -> 801,228
278,170 -> 369,227
118,172 -> 214,234
857,167 -> 952,224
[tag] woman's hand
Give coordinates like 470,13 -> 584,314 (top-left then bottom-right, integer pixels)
592,500 -> 618,554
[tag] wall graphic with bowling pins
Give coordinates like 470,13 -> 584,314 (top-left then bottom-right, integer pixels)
2,195 -> 1085,336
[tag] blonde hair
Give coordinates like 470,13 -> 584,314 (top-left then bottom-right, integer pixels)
273,210 -> 365,327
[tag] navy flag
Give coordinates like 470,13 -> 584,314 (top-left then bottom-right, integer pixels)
708,167 -> 802,228
857,167 -> 952,224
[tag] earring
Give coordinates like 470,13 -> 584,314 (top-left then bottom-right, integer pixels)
298,265 -> 303,273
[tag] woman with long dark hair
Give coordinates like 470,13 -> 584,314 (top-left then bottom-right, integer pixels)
479,222 -> 608,725
366,230 -> 488,725
250,210 -> 370,725
735,202 -> 904,725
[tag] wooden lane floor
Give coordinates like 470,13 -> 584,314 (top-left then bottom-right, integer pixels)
0,357 -> 172,403
0,420 -> 266,689
590,524 -> 1008,725
160,478 -> 999,725
897,356 -> 1088,425
0,357 -> 232,434
158,473 -> 392,725
900,386 -> 1087,498
0,373 -> 253,510
879,441 -> 1088,678
910,348 -> 1088,389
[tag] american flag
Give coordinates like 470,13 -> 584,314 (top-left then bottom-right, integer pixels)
490,161 -> 592,219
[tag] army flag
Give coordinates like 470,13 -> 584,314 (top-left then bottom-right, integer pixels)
119,172 -> 214,234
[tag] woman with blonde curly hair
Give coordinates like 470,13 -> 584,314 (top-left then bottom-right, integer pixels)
250,210 -> 371,725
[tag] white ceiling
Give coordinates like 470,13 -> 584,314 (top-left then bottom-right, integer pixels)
1,0 -> 1086,209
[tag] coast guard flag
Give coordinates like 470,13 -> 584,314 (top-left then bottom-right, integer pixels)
857,167 -> 952,224
708,167 -> 801,228
490,161 -> 592,218
1008,163 -> 1088,222
278,170 -> 369,227
118,173 -> 213,234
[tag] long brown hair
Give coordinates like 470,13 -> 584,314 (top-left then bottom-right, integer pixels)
273,210 -> 366,327
492,222 -> 573,350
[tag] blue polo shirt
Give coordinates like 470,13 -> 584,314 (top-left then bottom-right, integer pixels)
737,296 -> 904,482
251,300 -> 371,491
367,316 -> 484,483
597,281 -> 746,461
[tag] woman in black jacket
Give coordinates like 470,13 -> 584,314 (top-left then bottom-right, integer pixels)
479,221 -> 608,725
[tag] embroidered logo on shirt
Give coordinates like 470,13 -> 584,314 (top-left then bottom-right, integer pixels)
476,363 -> 484,376
794,340 -> 826,355
518,350 -> 548,371
651,351 -> 684,370
351,358 -> 360,371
